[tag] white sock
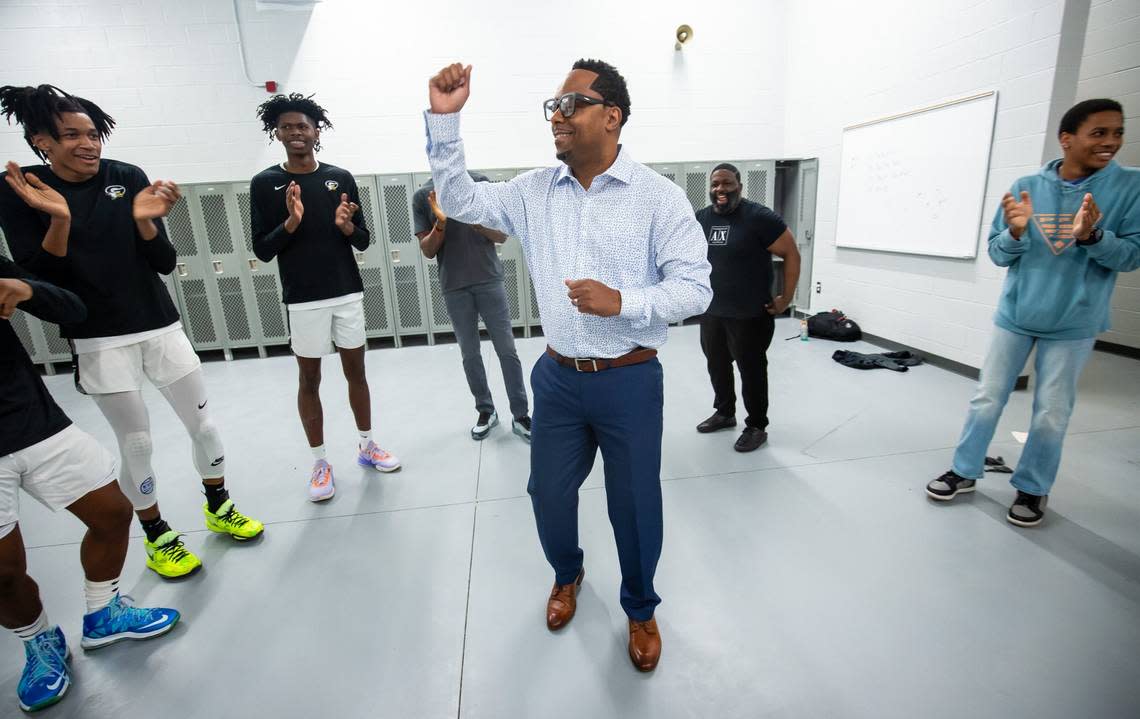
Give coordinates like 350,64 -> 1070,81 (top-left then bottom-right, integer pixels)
84,577 -> 119,614
358,430 -> 372,449
13,609 -> 49,641
311,445 -> 327,461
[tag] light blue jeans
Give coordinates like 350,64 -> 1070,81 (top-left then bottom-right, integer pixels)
951,326 -> 1095,496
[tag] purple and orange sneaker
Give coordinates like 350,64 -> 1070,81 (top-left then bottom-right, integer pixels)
309,459 -> 335,502
358,441 -> 400,473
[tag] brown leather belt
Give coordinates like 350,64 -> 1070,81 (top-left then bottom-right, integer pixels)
545,346 -> 658,373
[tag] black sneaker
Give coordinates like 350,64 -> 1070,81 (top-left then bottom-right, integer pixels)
733,427 -> 768,452
697,413 -> 737,433
512,415 -> 532,443
1007,490 -> 1048,527
471,411 -> 498,441
926,470 -> 977,501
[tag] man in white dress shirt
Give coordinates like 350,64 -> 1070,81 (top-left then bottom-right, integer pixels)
425,58 -> 711,671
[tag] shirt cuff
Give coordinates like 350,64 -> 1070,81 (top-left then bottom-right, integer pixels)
995,229 -> 1024,253
424,111 -> 461,146
618,287 -> 649,328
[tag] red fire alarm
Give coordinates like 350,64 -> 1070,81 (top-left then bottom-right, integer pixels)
265,81 -> 278,93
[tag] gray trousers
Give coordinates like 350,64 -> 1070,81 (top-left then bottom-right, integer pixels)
443,280 -> 529,419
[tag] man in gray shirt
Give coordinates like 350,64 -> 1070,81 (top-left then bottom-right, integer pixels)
413,173 -> 531,441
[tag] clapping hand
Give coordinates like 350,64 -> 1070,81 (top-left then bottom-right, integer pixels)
1001,191 -> 1033,240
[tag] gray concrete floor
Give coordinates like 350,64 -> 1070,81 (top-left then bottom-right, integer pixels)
3,319 -> 1138,718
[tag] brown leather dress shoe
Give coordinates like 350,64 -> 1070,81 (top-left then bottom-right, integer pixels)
546,568 -> 584,630
628,616 -> 661,671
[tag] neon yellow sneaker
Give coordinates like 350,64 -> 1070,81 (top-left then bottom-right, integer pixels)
203,499 -> 264,541
144,530 -> 203,579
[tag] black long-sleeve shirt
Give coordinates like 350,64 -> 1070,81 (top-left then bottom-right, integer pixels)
250,163 -> 369,304
0,159 -> 180,339
0,256 -> 86,455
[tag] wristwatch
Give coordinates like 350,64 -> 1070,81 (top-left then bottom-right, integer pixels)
1076,227 -> 1103,246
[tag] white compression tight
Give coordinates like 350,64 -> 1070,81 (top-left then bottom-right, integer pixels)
93,369 -> 225,511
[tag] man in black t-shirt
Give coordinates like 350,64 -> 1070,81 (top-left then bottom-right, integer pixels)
412,176 -> 531,442
694,163 -> 801,452
251,93 -> 400,503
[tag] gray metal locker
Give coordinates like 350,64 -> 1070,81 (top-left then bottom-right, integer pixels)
375,174 -> 430,340
192,185 -> 260,352
0,228 -> 57,368
473,168 -> 527,331
648,163 -> 683,188
739,160 -> 777,208
682,162 -> 717,213
165,191 -> 228,353
232,182 -> 290,350
794,159 -> 818,305
351,175 -> 398,341
412,171 -> 453,338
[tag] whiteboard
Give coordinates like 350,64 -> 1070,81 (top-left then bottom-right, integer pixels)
835,92 -> 997,259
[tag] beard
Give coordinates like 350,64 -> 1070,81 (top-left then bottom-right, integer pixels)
711,190 -> 743,215
556,150 -> 570,163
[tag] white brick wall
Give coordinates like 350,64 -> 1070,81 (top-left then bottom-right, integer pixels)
1080,0 -> 1140,349
784,0 -> 1086,369
0,0 -> 788,182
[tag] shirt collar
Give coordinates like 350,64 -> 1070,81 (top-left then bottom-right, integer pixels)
555,145 -> 634,187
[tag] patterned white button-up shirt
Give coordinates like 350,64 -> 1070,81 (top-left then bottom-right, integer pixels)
424,111 -> 712,359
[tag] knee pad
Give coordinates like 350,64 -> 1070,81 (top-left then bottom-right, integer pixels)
192,420 -> 225,479
117,430 -> 158,510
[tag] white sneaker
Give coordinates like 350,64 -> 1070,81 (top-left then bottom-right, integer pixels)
357,441 -> 401,472
471,411 -> 499,441
309,460 -> 335,501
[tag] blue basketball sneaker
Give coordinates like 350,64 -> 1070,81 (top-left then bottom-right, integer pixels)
81,594 -> 180,650
17,627 -> 70,712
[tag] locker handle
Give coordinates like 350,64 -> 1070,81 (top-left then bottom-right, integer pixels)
390,249 -> 400,264
354,251 -> 365,265
248,258 -> 259,271
212,260 -> 224,274
176,263 -> 188,277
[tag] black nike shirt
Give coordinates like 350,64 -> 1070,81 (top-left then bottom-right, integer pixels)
249,163 -> 369,304
0,159 -> 180,339
0,256 -> 85,454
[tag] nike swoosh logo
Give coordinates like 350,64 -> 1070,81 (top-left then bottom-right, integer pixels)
46,675 -> 64,691
198,400 -> 207,409
139,614 -> 169,631
210,456 -> 224,466
274,184 -> 288,191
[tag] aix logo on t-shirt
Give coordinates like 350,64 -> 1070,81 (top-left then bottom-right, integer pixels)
324,180 -> 339,192
104,185 -> 126,200
1032,213 -> 1077,255
708,226 -> 730,246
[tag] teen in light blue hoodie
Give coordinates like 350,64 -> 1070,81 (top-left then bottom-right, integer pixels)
927,98 -> 1138,527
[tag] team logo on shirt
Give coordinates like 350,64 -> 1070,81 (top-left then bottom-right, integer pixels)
104,185 -> 126,200
1032,213 -> 1077,255
324,180 -> 339,191
708,226 -> 730,246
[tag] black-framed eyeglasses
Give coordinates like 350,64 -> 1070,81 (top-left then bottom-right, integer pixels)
543,92 -> 611,121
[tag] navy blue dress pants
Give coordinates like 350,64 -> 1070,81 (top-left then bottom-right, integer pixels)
527,353 -> 664,621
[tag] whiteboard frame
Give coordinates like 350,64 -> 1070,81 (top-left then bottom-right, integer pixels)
835,90 -> 998,259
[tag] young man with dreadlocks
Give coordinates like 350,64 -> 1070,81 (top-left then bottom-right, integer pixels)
0,84 -> 264,581
251,93 -> 399,502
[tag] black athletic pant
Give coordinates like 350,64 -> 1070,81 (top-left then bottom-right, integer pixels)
699,314 -> 776,430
